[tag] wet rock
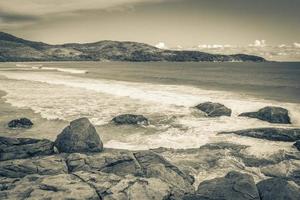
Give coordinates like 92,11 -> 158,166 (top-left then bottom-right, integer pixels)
112,114 -> 149,125
257,178 -> 300,200
294,140 -> 300,151
55,118 -> 103,153
219,128 -> 300,142
0,155 -> 68,178
261,160 -> 300,185
239,106 -> 291,124
0,137 -> 55,161
8,118 -> 33,128
0,174 -> 100,200
183,171 -> 260,200
195,102 -> 232,117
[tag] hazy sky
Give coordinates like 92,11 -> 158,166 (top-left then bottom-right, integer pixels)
0,0 -> 299,47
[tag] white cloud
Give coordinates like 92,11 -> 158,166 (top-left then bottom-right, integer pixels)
155,42 -> 168,49
249,40 -> 266,47
294,42 -> 300,48
198,44 -> 226,49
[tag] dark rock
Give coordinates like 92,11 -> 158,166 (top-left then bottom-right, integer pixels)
257,178 -> 300,200
112,114 -> 149,125
239,106 -> 291,124
183,171 -> 260,200
219,128 -> 300,142
195,102 -> 232,117
294,140 -> 300,151
8,118 -> 33,128
54,118 -> 103,153
0,137 -> 55,161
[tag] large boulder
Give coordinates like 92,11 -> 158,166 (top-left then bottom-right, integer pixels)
195,102 -> 232,117
112,114 -> 149,125
219,128 -> 300,142
0,137 -> 55,161
239,106 -> 291,124
8,118 -> 33,128
55,118 -> 103,153
257,178 -> 300,200
183,171 -> 260,200
294,140 -> 300,151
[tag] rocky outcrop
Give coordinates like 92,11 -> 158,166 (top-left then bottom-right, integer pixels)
183,171 -> 260,200
0,137 -> 55,161
8,118 -> 33,128
195,102 -> 232,117
219,128 -> 300,142
66,150 -> 195,199
239,106 -> 291,124
112,114 -> 149,125
0,155 -> 68,178
294,141 -> 300,151
257,178 -> 300,200
54,118 -> 103,153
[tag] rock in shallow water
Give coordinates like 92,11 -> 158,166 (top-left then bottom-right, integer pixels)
239,106 -> 291,124
183,171 -> 260,200
54,117 -> 103,153
8,118 -> 33,128
195,102 -> 232,117
112,114 -> 149,125
257,178 -> 300,200
294,140 -> 300,151
219,128 -> 300,142
0,137 -> 55,161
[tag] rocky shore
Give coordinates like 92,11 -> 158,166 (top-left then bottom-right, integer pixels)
1,116 -> 300,200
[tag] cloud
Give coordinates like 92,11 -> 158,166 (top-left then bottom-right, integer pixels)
155,42 -> 168,49
0,0 -> 165,16
0,9 -> 37,23
294,42 -> 300,48
249,40 -> 266,47
198,44 -> 232,49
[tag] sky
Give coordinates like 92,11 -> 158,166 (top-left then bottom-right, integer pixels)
0,0 -> 299,58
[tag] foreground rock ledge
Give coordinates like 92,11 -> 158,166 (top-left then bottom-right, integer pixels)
55,118 -> 103,153
195,102 -> 232,117
239,106 -> 291,124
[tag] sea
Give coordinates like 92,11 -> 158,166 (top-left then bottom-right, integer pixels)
0,61 -> 299,155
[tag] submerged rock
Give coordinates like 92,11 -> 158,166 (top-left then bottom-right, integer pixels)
112,114 -> 149,125
183,171 -> 260,200
257,178 -> 300,200
54,118 -> 103,153
0,137 -> 55,161
195,102 -> 232,117
239,106 -> 291,124
294,140 -> 300,151
219,128 -> 300,142
8,118 -> 33,128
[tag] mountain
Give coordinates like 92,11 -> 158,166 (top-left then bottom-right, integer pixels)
0,32 -> 266,62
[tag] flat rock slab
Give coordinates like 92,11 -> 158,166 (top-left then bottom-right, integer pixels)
0,174 -> 100,200
219,128 -> 300,142
0,137 -> 55,161
239,106 -> 291,124
257,178 -> 300,200
195,102 -> 232,117
0,155 -> 68,178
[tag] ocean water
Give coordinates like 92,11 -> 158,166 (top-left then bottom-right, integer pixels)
0,62 -> 299,154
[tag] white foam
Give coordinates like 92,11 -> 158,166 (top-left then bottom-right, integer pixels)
0,70 -> 299,151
